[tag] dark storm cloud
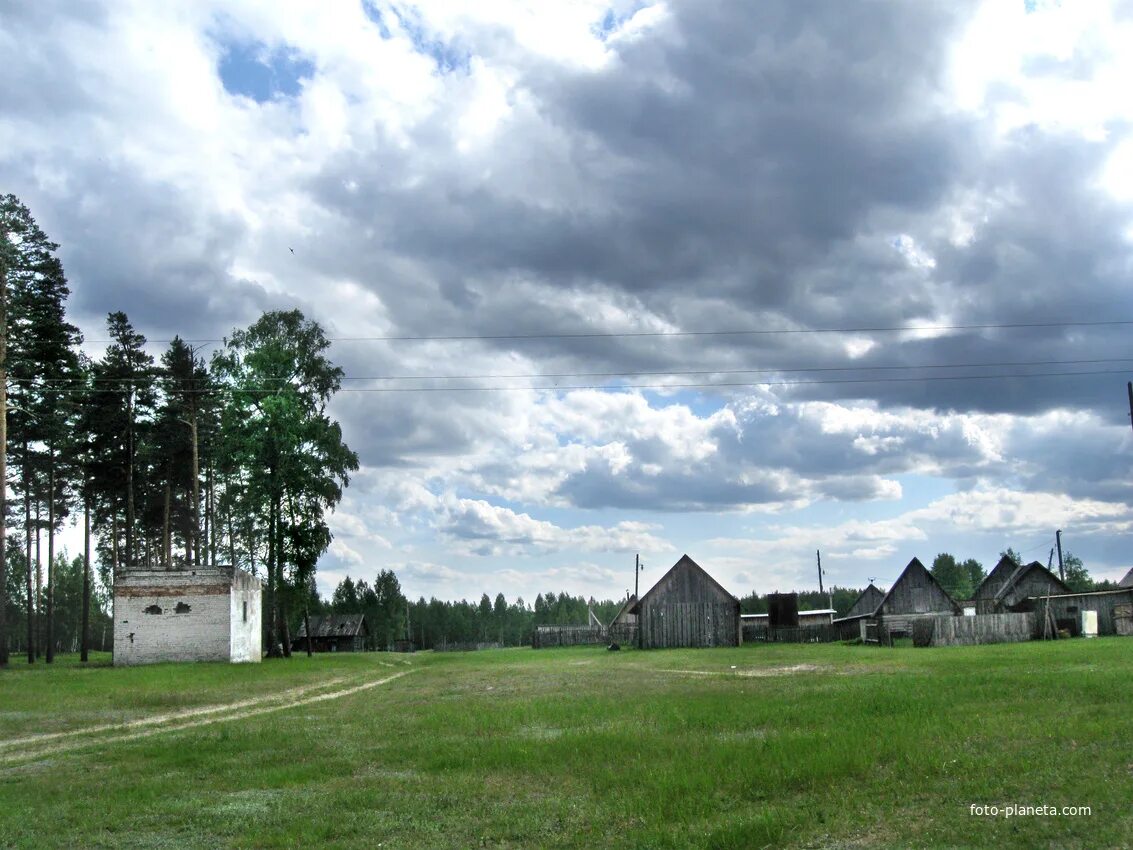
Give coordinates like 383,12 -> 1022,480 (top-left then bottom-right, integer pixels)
315,0 -> 1133,430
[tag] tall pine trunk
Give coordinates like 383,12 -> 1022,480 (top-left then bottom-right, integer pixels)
81,495 -> 90,663
46,448 -> 54,664
0,278 -> 7,666
34,499 -> 41,660
23,446 -> 33,664
126,389 -> 134,568
265,484 -> 278,658
227,506 -> 236,570
162,478 -> 171,567
190,411 -> 199,566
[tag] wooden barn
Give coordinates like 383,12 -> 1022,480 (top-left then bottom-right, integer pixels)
1119,567 -> 1133,588
629,555 -> 740,649
292,613 -> 369,652
873,558 -> 961,634
973,559 -> 1069,614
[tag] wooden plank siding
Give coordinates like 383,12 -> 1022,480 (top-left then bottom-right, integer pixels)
912,612 -> 1035,647
971,556 -> 1022,615
1022,589 -> 1133,636
875,558 -> 961,633
844,584 -> 885,619
632,555 -> 741,649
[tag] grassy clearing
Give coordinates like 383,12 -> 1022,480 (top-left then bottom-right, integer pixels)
1,640 -> 1131,848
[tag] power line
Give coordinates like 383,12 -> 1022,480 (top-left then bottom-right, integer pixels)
11,367 -> 1131,395
9,357 -> 1133,387
78,317 -> 1133,346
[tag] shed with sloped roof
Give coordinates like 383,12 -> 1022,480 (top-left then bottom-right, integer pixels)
629,555 -> 740,649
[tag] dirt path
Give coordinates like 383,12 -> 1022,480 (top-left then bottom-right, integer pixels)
0,676 -> 352,751
1,670 -> 413,766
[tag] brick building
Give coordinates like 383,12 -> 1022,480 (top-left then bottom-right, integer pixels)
113,565 -> 262,665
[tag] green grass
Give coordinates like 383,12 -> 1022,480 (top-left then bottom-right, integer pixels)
2,640 -> 1131,848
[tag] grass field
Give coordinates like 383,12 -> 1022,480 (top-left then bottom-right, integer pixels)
1,640 -> 1131,849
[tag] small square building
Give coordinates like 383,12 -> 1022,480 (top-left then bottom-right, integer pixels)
113,565 -> 262,665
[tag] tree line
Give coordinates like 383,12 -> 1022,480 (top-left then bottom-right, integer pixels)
0,195 -> 356,664
323,571 -> 629,649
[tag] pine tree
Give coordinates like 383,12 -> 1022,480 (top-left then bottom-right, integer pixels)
1,195 -> 82,663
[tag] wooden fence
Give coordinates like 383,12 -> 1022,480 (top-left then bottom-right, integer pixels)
743,623 -> 851,644
434,641 -> 504,652
912,613 -> 1035,647
532,624 -> 638,648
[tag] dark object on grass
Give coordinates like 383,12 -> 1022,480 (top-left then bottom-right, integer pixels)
607,642 -> 620,651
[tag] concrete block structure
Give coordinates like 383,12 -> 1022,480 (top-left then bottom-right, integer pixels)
113,565 -> 262,665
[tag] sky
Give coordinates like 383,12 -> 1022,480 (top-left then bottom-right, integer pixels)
2,0 -> 1133,605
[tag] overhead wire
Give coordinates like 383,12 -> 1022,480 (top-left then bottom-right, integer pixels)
8,357 -> 1133,390
78,317 -> 1133,345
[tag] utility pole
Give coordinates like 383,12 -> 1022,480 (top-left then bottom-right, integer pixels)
816,550 -> 824,595
634,554 -> 643,649
1048,548 -> 1055,571
1055,529 -> 1065,582
1127,382 -> 1133,433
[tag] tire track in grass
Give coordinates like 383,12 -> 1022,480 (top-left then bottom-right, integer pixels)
0,676 -> 352,751
0,670 -> 413,767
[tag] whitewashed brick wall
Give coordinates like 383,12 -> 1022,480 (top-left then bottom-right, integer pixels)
113,566 -> 263,666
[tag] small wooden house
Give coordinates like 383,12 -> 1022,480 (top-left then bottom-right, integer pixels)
1118,567 -> 1133,588
629,555 -> 740,649
873,557 -> 961,634
292,614 -> 369,652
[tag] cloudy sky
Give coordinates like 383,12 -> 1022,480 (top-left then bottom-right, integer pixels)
3,0 -> 1133,604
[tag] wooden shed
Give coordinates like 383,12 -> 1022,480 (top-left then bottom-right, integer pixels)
985,561 -> 1070,613
1021,588 -> 1133,636
1118,567 -> 1133,588
874,557 -> 961,634
836,583 -> 885,622
292,613 -> 369,652
629,555 -> 740,649
971,555 -> 1023,615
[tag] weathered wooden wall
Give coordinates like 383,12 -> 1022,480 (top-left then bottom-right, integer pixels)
742,623 -> 850,644
997,566 -> 1068,612
1040,590 -> 1133,636
912,613 -> 1034,647
638,601 -> 738,648
878,560 -> 958,619
972,557 -> 1019,615
845,585 -> 885,618
1115,604 -> 1133,636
